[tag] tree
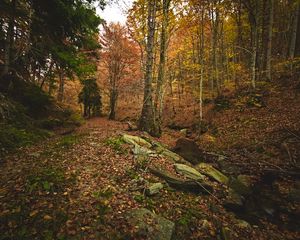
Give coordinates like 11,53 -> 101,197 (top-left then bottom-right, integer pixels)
139,0 -> 161,137
154,0 -> 171,130
100,23 -> 139,120
0,0 -> 103,100
289,1 -> 300,59
265,0 -> 274,81
78,78 -> 102,118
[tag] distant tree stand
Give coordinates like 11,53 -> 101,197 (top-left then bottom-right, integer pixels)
78,78 -> 102,118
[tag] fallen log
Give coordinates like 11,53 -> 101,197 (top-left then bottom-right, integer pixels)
149,166 -> 213,194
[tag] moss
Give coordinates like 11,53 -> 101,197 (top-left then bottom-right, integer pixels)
56,134 -> 81,148
104,137 -> 126,153
0,124 -> 51,157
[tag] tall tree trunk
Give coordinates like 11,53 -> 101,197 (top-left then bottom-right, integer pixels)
2,0 -> 16,76
251,23 -> 258,89
289,1 -> 299,59
199,7 -> 205,122
139,0 -> 160,137
209,1 -> 220,97
154,0 -> 171,130
296,1 -> 300,57
57,69 -> 64,102
266,0 -> 274,81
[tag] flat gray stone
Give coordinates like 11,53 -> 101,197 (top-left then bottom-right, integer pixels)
196,163 -> 229,184
174,164 -> 205,180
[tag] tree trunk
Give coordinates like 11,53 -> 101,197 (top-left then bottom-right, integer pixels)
154,0 -> 170,132
57,70 -> 64,102
199,8 -> 205,122
2,0 -> 16,76
251,25 -> 258,89
109,89 -> 118,120
296,1 -> 300,57
139,0 -> 160,137
289,2 -> 299,59
266,0 -> 274,81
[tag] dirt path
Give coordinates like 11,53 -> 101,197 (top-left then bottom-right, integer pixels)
0,118 -> 135,239
0,118 -> 299,240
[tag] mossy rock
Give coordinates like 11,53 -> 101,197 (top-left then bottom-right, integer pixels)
174,164 -> 205,180
228,177 -> 252,196
126,208 -> 175,240
196,163 -> 229,184
122,134 -> 152,148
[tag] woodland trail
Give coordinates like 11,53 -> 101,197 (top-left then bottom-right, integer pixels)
0,118 -> 299,240
0,118 -> 137,239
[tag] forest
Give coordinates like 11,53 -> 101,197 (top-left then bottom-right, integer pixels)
0,0 -> 300,239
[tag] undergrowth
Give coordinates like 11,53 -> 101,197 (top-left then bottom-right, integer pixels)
0,124 -> 51,158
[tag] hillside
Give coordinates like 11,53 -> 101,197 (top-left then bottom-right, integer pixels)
0,79 -> 299,240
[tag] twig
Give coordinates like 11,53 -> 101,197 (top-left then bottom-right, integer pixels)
282,142 -> 296,165
283,127 -> 300,141
195,181 -> 221,203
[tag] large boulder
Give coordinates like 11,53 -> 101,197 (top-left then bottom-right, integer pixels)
196,163 -> 229,184
174,164 -> 205,180
172,138 -> 204,165
228,176 -> 252,196
223,188 -> 244,212
127,208 -> 175,240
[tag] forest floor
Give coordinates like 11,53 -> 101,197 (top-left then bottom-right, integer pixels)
1,81 -> 300,240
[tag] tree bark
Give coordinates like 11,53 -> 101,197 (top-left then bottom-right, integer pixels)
289,1 -> 299,59
57,69 -> 64,102
154,0 -> 171,131
139,0 -> 160,137
109,89 -> 118,120
266,0 -> 274,81
2,0 -> 16,76
199,7 -> 205,122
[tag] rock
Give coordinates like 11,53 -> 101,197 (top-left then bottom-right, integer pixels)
132,144 -> 153,162
180,128 -> 188,135
149,166 -> 213,194
218,159 -> 240,175
196,163 -> 229,184
173,138 -> 204,165
237,175 -> 252,188
153,143 -> 188,164
228,177 -> 251,196
221,226 -> 232,240
122,134 -> 152,148
223,188 -> 244,212
127,208 -> 175,240
146,182 -> 164,196
133,144 -> 153,156
200,219 -> 211,230
174,164 -> 205,180
235,219 -> 251,229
